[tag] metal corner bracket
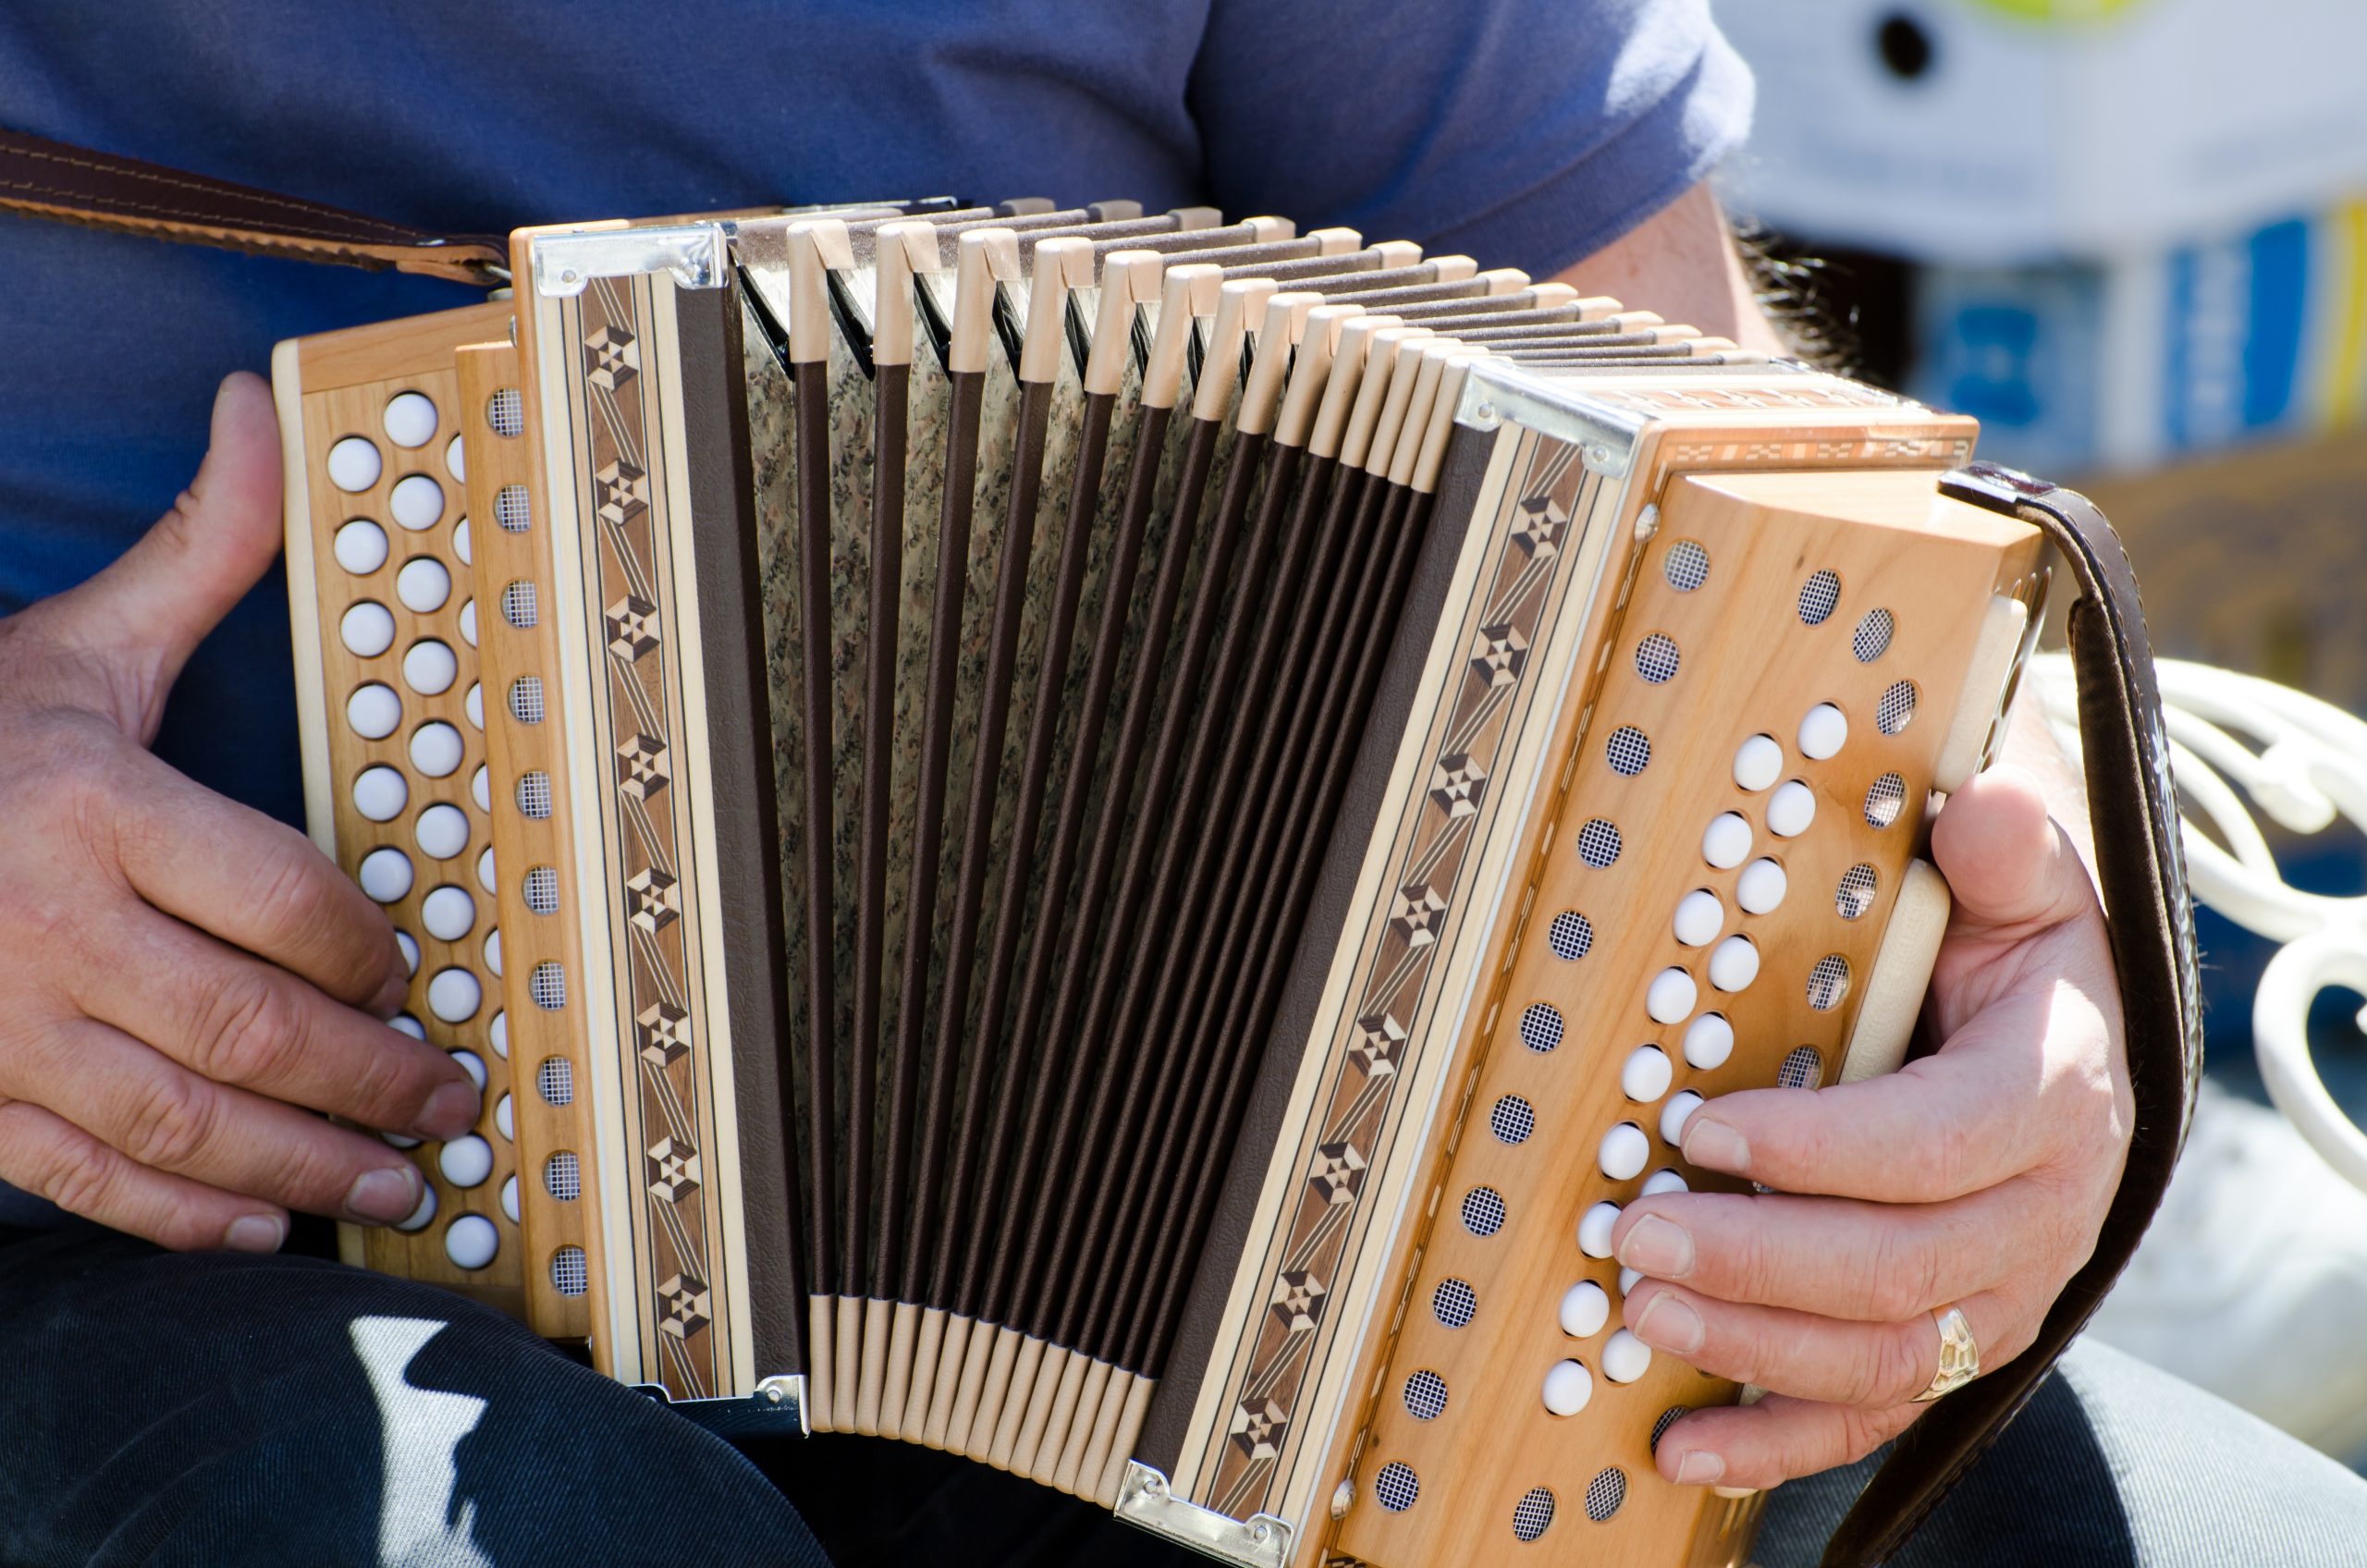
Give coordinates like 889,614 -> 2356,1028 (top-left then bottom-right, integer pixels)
630,1372 -> 809,1438
1453,358 -> 1642,478
1114,1462 -> 1294,1568
533,224 -> 730,298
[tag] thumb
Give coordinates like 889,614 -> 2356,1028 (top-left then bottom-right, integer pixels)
46,372 -> 284,739
1929,763 -> 2096,939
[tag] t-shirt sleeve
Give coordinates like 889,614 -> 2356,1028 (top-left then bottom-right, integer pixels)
1184,0 -> 1753,277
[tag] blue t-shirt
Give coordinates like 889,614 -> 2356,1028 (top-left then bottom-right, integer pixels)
2,0 -> 1748,825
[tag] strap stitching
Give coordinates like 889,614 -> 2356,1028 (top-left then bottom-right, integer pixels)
0,140 -> 424,239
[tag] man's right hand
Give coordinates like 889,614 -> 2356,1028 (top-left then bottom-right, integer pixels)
0,373 -> 479,1253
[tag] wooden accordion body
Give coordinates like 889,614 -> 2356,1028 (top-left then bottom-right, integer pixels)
276,200 -> 2046,1567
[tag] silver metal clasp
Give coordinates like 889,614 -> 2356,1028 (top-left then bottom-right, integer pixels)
630,1372 -> 809,1437
533,224 -> 730,297
1113,1462 -> 1293,1568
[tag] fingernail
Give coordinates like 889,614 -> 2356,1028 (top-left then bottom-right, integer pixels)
1632,1292 -> 1704,1354
347,1165 -> 421,1223
418,1082 -> 480,1141
1616,1214 -> 1695,1277
1684,1117 -> 1750,1173
1674,1450 -> 1726,1487
369,970 -> 410,1021
225,1214 -> 286,1254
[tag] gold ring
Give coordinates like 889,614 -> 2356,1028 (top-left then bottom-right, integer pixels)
1913,1304 -> 1981,1403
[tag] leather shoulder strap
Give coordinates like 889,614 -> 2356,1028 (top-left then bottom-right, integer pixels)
0,128 -> 505,285
1822,464 -> 2203,1566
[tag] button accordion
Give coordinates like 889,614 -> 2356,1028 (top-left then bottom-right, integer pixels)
275,198 -> 2058,1567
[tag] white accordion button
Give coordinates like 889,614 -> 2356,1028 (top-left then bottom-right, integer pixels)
500,1173 -> 520,1223
1542,1359 -> 1594,1417
341,602 -> 396,659
1642,1167 -> 1690,1197
484,927 -> 503,977
1646,967 -> 1698,1025
388,474 -> 445,532
394,1182 -> 437,1233
444,1213 -> 498,1269
489,1010 -> 508,1059
1662,1089 -> 1705,1145
1733,733 -> 1783,792
351,765 -> 408,822
1618,1266 -> 1642,1296
1577,1201 -> 1621,1259
1672,888 -> 1723,948
1798,703 -> 1848,760
459,598 -> 478,647
1709,935 -> 1760,993
452,518 -> 472,567
1683,1011 -> 1735,1070
383,391 -> 438,448
333,519 -> 388,576
1599,1121 -> 1650,1181
410,720 -> 463,778
471,764 -> 490,813
396,556 -> 450,613
496,1094 -> 513,1142
438,1134 -> 493,1189
446,433 -> 466,482
358,847 -> 413,904
477,845 -> 497,893
326,435 -> 382,493
421,885 -> 474,942
414,802 -> 469,861
427,967 -> 482,1023
1737,857 -> 1788,914
1602,1329 -> 1652,1384
1560,1280 -> 1611,1339
1702,812 -> 1751,870
395,931 -> 419,976
448,1049 -> 487,1091
402,639 -> 457,696
464,681 -> 484,730
1767,780 -> 1817,838
388,1013 -> 425,1041
1621,1045 -> 1673,1103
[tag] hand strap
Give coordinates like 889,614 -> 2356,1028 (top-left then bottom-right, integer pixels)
1823,464 -> 2203,1566
0,128 -> 506,285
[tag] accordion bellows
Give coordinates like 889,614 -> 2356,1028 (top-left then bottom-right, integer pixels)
276,198 -> 2044,1567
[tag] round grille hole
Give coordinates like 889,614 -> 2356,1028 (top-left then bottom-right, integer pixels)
509,676 -> 546,725
552,1245 -> 589,1297
1461,1187 -> 1507,1238
1878,680 -> 1918,736
1836,864 -> 1880,919
1797,570 -> 1842,627
1865,772 -> 1908,828
1585,1467 -> 1627,1523
545,1151 -> 582,1201
1548,911 -> 1594,962
1779,1046 -> 1827,1089
536,1055 -> 575,1105
1808,955 -> 1852,1012
1577,818 -> 1623,868
1514,1488 -> 1556,1542
1490,1096 -> 1536,1145
494,483 -> 533,532
501,580 -> 539,630
517,771 -> 554,819
486,388 -> 526,437
1433,1279 -> 1478,1329
529,961 -> 567,1011
1404,1370 -> 1448,1422
1663,540 -> 1710,593
1634,633 -> 1680,685
1375,1463 -> 1419,1513
1650,1405 -> 1689,1454
1606,726 -> 1651,777
1518,1003 -> 1564,1053
1853,607 -> 1895,663
525,865 -> 560,914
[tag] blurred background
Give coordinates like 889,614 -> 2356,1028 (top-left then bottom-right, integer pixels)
1708,0 -> 2367,1463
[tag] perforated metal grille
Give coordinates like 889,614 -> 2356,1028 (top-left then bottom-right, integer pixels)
1490,1096 -> 1536,1145
1807,956 -> 1851,1012
1865,772 -> 1908,828
1518,1003 -> 1564,1053
495,483 -> 532,532
1878,680 -> 1918,736
1797,570 -> 1841,626
1853,607 -> 1895,663
537,1055 -> 575,1105
509,676 -> 545,724
1585,1468 -> 1627,1523
486,387 -> 526,436
1779,1045 -> 1826,1089
1634,633 -> 1680,684
1650,1405 -> 1689,1453
1606,726 -> 1651,777
1375,1463 -> 1419,1513
1663,540 -> 1709,592
1433,1279 -> 1478,1329
545,1151 -> 581,1201
1577,819 -> 1623,868
517,772 -> 553,819
1514,1488 -> 1556,1542
1835,864 -> 1879,919
529,961 -> 567,1011
1404,1370 -> 1448,1421
525,866 -> 560,914
552,1245 -> 588,1297
1462,1187 -> 1507,1237
1548,911 -> 1594,961
501,580 -> 538,629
